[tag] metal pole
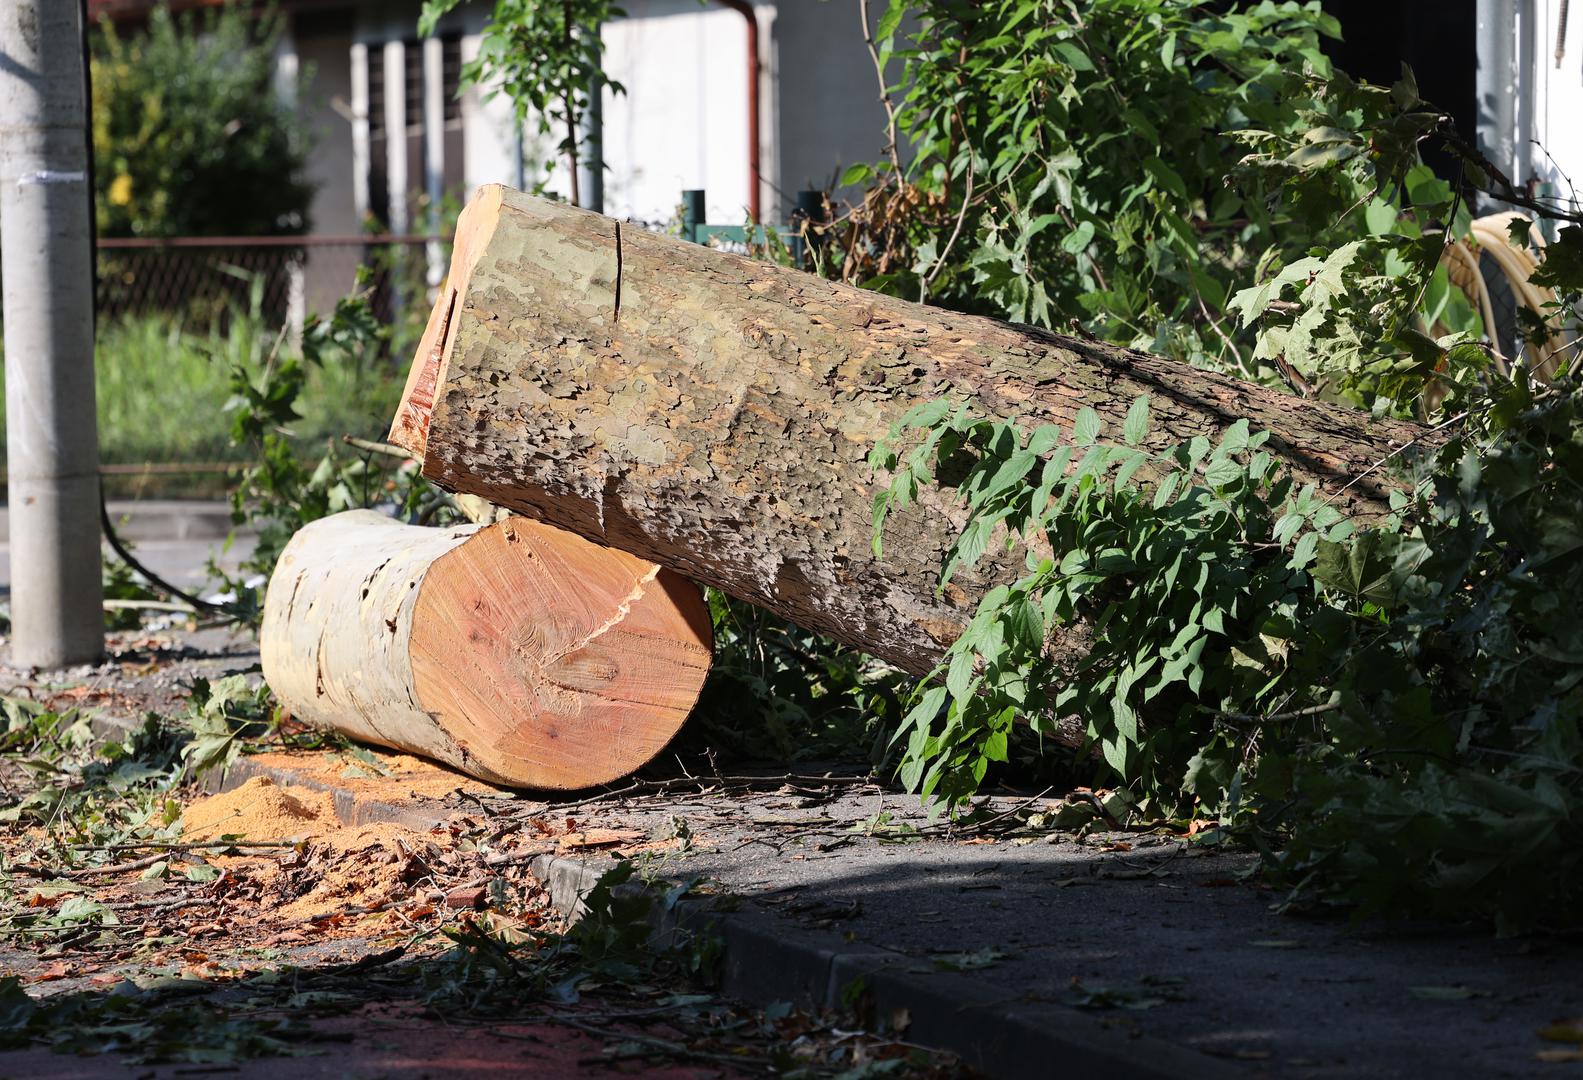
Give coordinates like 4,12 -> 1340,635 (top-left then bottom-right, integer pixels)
0,0 -> 104,667
681,189 -> 705,243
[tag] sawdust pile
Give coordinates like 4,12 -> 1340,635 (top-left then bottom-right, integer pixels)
183,776 -> 338,841
181,778 -> 455,930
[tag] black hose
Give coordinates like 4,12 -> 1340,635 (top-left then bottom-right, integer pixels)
99,493 -> 235,614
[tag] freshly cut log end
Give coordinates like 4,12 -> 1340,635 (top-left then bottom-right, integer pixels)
260,510 -> 713,790
392,186 -> 1435,678
390,184 -> 505,456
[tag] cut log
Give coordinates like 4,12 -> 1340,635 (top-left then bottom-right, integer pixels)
391,186 -> 1434,676
260,510 -> 713,789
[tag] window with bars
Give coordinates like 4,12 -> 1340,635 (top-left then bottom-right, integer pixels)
443,36 -> 462,125
365,36 -> 462,133
362,35 -> 468,229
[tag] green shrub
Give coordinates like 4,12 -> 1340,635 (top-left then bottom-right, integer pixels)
856,1 -> 1583,932
92,4 -> 314,238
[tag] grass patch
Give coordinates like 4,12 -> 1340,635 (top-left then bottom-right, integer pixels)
0,310 -> 405,470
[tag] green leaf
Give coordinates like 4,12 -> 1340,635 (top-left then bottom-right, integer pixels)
839,162 -> 875,187
1073,408 -> 1102,446
1311,531 -> 1399,605
1052,41 -> 1094,71
1123,395 -> 1150,446
1290,532 -> 1319,569
1061,220 -> 1096,254
1204,458 -> 1243,486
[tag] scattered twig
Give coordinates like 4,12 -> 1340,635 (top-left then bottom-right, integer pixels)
103,598 -> 201,615
71,840 -> 301,852
522,771 -> 878,814
309,944 -> 408,977
1216,701 -> 1342,725
1439,123 -> 1583,226
342,434 -> 416,461
929,785 -> 1057,836
1322,408 -> 1471,506
67,851 -> 171,878
920,132 -> 975,302
103,896 -> 219,914
858,0 -> 902,179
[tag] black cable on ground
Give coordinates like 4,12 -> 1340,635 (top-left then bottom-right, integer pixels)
98,494 -> 235,615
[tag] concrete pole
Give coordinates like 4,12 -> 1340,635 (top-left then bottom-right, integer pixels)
273,27 -> 306,345
0,0 -> 104,668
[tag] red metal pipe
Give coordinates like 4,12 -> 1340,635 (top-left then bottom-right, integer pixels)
713,0 -> 761,223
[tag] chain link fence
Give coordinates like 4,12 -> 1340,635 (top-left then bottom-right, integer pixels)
94,234 -> 449,330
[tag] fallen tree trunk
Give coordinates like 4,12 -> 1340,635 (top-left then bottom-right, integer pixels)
260,510 -> 712,789
391,186 -> 1433,676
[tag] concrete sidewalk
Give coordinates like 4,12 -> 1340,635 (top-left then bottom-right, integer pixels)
213,750 -> 1583,1080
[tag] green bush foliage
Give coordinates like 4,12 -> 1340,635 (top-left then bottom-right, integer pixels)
217,284 -> 455,621
92,4 -> 314,238
849,0 -> 1484,402
857,0 -> 1582,931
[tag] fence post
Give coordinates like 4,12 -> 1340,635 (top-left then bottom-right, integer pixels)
422,35 -> 446,290
681,189 -> 706,244
0,0 -> 104,667
792,189 -> 826,270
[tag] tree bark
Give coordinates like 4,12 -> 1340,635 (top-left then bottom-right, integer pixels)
260,510 -> 713,789
391,186 -> 1432,676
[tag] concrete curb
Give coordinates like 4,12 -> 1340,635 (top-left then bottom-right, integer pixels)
533,851 -> 1239,1080
101,500 -> 242,542
210,754 -> 457,832
212,756 -> 1241,1080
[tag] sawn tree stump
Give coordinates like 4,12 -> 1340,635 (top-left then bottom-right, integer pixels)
260,510 -> 713,788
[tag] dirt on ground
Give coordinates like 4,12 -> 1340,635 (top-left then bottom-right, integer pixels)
2,756 -> 955,1079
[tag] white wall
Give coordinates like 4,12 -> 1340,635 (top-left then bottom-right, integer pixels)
601,0 -> 753,225
306,0 -> 902,230
1481,0 -> 1583,230
1527,0 -> 1583,223
772,0 -> 900,211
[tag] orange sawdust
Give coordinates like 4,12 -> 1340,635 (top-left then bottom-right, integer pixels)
271,821 -> 440,923
180,777 -> 466,932
182,775 -> 338,841
240,748 -> 506,801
